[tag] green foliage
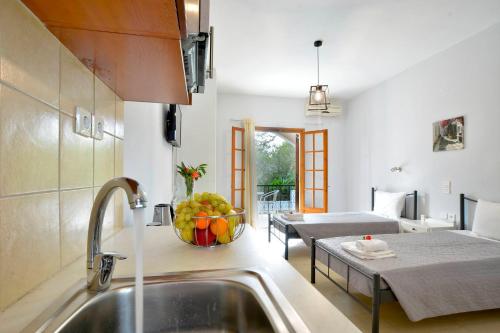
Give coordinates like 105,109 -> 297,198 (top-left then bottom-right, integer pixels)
255,132 -> 296,185
176,162 -> 207,181
269,177 -> 295,186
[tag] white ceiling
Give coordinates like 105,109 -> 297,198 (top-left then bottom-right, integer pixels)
212,0 -> 500,100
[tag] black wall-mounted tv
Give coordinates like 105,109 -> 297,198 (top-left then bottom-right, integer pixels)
164,104 -> 182,147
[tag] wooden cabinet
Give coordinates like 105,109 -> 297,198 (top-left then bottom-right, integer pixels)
181,0 -> 210,35
22,0 -> 194,105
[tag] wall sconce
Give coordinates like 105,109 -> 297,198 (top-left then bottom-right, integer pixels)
390,166 -> 402,173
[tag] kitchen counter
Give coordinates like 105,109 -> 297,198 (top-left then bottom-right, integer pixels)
0,226 -> 360,333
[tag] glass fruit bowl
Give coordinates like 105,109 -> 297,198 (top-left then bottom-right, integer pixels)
173,207 -> 246,247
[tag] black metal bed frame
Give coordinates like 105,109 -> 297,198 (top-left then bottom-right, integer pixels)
460,193 -> 478,231
310,193 -> 471,333
268,187 -> 418,260
310,237 -> 391,333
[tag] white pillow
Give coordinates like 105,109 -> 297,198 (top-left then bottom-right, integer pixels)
373,191 -> 406,219
472,199 -> 500,240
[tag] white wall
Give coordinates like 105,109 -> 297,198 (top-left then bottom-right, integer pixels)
216,94 -> 347,212
174,78 -> 218,196
345,23 -> 500,221
124,102 -> 173,225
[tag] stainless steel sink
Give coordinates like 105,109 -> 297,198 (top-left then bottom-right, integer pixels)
23,269 -> 310,333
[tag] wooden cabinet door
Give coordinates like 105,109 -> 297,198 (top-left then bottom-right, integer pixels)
300,130 -> 328,213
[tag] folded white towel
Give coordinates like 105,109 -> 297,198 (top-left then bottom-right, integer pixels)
341,241 -> 396,260
282,213 -> 304,221
355,239 -> 389,252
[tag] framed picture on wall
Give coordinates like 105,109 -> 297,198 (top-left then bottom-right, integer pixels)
433,116 -> 464,152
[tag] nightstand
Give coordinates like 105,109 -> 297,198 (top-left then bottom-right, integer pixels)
400,218 -> 455,233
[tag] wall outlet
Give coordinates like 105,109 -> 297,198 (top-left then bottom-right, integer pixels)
447,213 -> 456,223
92,115 -> 104,140
75,107 -> 92,137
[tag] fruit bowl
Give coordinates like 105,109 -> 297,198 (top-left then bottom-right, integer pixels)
173,193 -> 246,247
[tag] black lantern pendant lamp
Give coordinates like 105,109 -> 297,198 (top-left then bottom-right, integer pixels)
308,40 -> 330,111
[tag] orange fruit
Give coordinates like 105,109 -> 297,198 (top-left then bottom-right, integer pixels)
210,217 -> 228,236
194,211 -> 210,229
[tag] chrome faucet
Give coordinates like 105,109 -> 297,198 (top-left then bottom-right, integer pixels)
87,177 -> 147,292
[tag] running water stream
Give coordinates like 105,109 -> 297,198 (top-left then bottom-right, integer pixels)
133,209 -> 145,333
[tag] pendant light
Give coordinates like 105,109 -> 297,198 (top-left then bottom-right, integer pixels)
308,40 -> 330,111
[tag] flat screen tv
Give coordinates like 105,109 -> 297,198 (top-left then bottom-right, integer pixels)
164,104 -> 182,147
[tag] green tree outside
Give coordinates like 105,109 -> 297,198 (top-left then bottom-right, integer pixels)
255,132 -> 296,186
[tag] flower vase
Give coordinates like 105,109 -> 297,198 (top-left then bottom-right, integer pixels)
185,177 -> 195,200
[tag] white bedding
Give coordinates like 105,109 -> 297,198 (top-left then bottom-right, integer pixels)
299,211 -> 407,221
299,212 -> 410,233
373,191 -> 406,219
450,229 -> 500,243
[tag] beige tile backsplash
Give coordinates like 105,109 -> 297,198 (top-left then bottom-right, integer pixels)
60,188 -> 94,267
60,47 -> 94,117
60,113 -> 94,189
0,0 -> 125,311
0,85 -> 59,196
0,192 -> 60,310
95,78 -> 116,135
94,133 -> 115,187
115,96 -> 125,138
0,0 -> 60,108
115,138 -> 124,177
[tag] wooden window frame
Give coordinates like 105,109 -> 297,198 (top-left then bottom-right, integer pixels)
231,127 -> 245,208
300,129 -> 328,213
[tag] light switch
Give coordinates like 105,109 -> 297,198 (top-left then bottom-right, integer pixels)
92,115 -> 104,140
75,107 -> 92,137
440,181 -> 451,194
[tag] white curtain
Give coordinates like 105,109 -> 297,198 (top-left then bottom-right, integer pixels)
243,119 -> 257,227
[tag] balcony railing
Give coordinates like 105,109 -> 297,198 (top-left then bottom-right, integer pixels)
257,184 -> 296,214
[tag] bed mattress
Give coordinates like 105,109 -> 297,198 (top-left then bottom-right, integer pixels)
316,231 -> 500,321
274,212 -> 400,246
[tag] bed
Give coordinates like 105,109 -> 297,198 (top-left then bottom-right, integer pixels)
268,187 -> 418,259
310,194 -> 500,333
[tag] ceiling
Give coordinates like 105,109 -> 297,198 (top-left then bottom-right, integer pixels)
212,0 -> 500,100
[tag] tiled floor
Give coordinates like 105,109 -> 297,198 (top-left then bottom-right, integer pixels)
254,217 -> 500,333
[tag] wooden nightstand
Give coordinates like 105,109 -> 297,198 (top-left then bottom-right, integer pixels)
400,218 -> 455,233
